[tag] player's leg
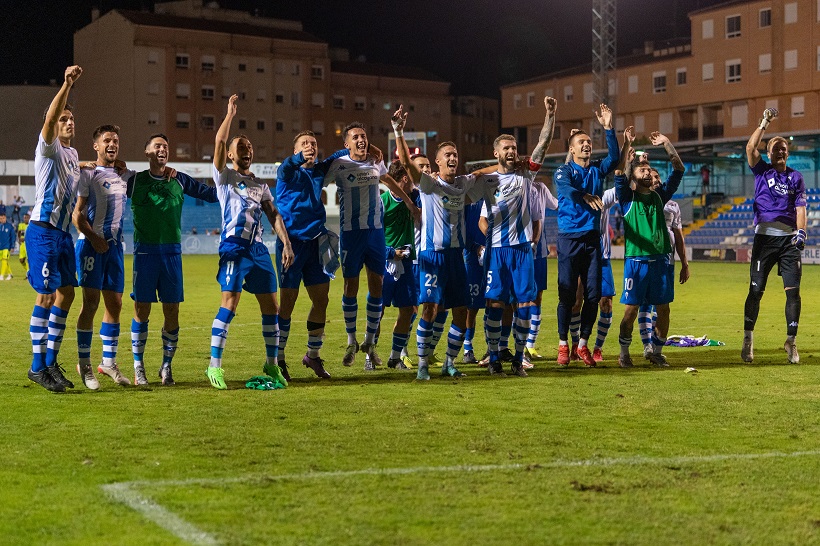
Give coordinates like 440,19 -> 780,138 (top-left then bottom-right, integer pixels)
341,230 -> 366,365
207,291 -> 240,390
576,236 -> 601,367
426,310 -> 449,367
463,250 -> 483,364
569,280 -> 583,358
19,242 -> 28,271
593,257 -> 617,361
157,253 -> 183,382
618,304 -> 639,368
556,234 -> 580,366
483,246 -> 511,374
618,258 -> 650,368
498,304 -> 514,361
276,237 -> 310,370
75,239 -> 102,389
416,250 -> 446,380
637,304 -> 654,356
507,245 -> 537,376
25,224 -> 61,389
525,255 -> 548,363
387,306 -> 414,369
463,307 -> 479,363
742,235 -> 777,362
302,282 -> 331,378
0,248 -> 10,278
780,240 -> 802,363
40,231 -> 78,389
360,229 -> 387,369
131,251 -> 159,384
257,292 -> 289,387
98,288 -> 129,385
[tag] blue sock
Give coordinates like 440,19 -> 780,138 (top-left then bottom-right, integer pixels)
445,324 -> 466,362
100,322 -> 120,367
342,295 -> 358,345
29,305 -> 50,372
364,295 -> 382,345
513,306 -> 532,360
45,306 -> 69,367
464,327 -> 475,352
77,328 -> 93,367
131,319 -> 149,367
262,314 -> 279,364
485,307 -> 503,359
278,317 -> 291,356
209,307 -> 235,368
416,318 -> 433,364
161,327 -> 179,366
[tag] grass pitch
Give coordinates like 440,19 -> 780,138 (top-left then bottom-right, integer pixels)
1,256 -> 820,545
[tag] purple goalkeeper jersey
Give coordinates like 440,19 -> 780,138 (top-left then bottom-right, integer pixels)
750,159 -> 806,229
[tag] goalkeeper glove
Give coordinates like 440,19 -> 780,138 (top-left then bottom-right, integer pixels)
759,108 -> 778,130
792,228 -> 807,251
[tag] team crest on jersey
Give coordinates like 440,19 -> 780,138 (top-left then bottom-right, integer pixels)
103,181 -> 111,189
347,174 -> 356,183
440,194 -> 464,210
767,178 -> 775,187
238,181 -> 247,190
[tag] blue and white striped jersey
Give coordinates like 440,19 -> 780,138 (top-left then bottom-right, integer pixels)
324,156 -> 387,231
418,173 -> 476,252
531,181 -> 558,259
31,134 -> 81,232
77,166 -> 130,242
600,187 -> 618,259
478,170 -> 541,248
213,166 -> 273,244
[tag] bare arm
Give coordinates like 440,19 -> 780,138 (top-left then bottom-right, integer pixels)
381,174 -> 420,221
42,66 -> 82,144
72,195 -> 108,253
747,108 -> 778,168
478,216 -> 489,236
672,227 -> 690,284
214,94 -> 238,172
391,105 -> 422,184
650,132 -> 684,173
616,126 -> 636,176
531,220 -> 542,247
797,206 -> 807,231
262,200 -> 293,271
530,97 -> 557,165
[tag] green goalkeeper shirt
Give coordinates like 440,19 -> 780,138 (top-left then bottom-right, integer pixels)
381,189 -> 416,260
621,187 -> 671,258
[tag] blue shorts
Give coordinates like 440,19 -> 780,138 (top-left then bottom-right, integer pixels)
278,237 -> 329,289
464,249 -> 485,310
601,258 -> 616,298
484,244 -> 536,304
76,239 -> 125,292
25,222 -> 78,294
217,239 -> 278,294
340,229 -> 386,278
534,256 -> 548,293
620,257 -> 674,306
383,257 -> 418,308
132,251 -> 184,303
418,248 -> 468,309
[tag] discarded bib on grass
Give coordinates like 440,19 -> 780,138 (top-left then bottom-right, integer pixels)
665,335 -> 725,347
245,375 -> 286,390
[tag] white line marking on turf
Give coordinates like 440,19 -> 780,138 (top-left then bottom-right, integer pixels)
102,449 -> 820,545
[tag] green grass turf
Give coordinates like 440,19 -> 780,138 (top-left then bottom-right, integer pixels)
2,256 -> 820,545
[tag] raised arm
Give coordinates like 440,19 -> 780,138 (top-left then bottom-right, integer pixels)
616,126 -> 636,175
391,105 -> 422,184
214,94 -> 238,172
747,108 -> 777,168
595,104 -> 620,175
42,66 -> 82,144
530,96 -> 557,165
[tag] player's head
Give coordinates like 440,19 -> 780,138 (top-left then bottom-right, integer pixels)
567,130 -> 592,162
388,160 -> 413,194
649,168 -> 662,190
343,122 -> 368,160
435,141 -> 458,177
144,133 -> 169,166
411,153 -> 431,175
767,136 -> 789,171
92,124 -> 120,166
0,213 -> 5,223
493,134 -> 518,169
631,162 -> 653,189
44,103 -> 75,143
293,130 -> 317,163
23,213 -> 30,223
228,134 -> 253,171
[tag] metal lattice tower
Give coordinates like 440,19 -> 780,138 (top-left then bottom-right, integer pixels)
592,0 -> 617,147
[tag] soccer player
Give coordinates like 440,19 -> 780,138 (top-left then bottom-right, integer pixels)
72,125 -> 132,389
129,134 -> 218,385
615,128 -> 684,367
553,104 -> 619,367
26,65 -> 83,392
0,212 -> 13,280
17,213 -> 30,272
462,198 -> 486,364
324,122 -> 418,370
275,130 -> 349,379
205,95 -> 294,390
476,96 -> 556,376
381,161 -> 420,370
742,108 -> 807,364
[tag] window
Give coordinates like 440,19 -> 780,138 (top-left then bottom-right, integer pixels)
333,95 -> 345,109
792,96 -> 805,117
759,8 -> 771,28
702,19 -> 714,39
201,55 -> 215,71
634,115 -> 645,133
201,86 -> 215,100
311,65 -> 324,80
726,15 -> 741,38
201,115 -> 215,130
702,62 -> 714,82
147,81 -> 159,95
148,112 -> 159,126
659,112 -> 673,134
238,90 -> 247,101
527,92 -> 536,107
653,71 -> 667,93
513,94 -> 522,109
175,53 -> 189,68
175,83 -> 190,99
731,103 -> 748,127
238,63 -> 246,72
291,92 -> 301,108
759,53 -> 772,73
275,93 -> 284,104
311,92 -> 325,108
238,119 -> 247,129
147,50 -> 159,64
582,83 -> 593,103
628,75 -> 638,93
608,78 -> 617,96
354,96 -> 366,110
676,68 -> 687,85
256,66 -> 264,74
564,85 -> 573,102
176,113 -> 190,129
785,2 -> 797,24
257,120 -> 266,131
292,63 -> 301,76
785,50 -> 798,70
311,121 -> 324,135
176,144 -> 191,159
257,89 -> 266,102
275,121 -> 284,132
726,59 -> 741,83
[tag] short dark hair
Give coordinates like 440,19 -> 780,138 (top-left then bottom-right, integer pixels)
493,134 -> 516,148
92,124 -> 120,141
436,141 -> 457,152
388,160 -> 408,181
410,153 -> 428,161
43,103 -> 73,121
342,122 -> 365,140
293,130 -> 315,146
567,130 -> 589,148
228,134 -> 250,150
144,133 -> 169,149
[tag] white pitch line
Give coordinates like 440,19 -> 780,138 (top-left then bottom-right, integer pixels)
102,449 -> 820,545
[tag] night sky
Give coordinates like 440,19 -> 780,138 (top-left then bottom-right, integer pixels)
2,0 -> 728,97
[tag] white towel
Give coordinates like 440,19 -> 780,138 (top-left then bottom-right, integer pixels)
317,230 -> 340,280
